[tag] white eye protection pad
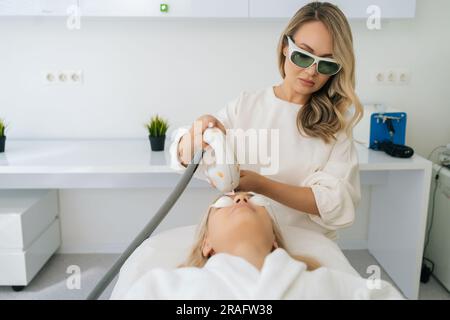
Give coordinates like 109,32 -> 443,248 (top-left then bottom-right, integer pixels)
209,192 -> 275,218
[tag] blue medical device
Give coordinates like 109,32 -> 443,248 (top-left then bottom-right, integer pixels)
369,112 -> 414,158
369,112 -> 407,148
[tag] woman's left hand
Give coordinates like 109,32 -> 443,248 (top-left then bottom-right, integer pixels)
236,170 -> 267,193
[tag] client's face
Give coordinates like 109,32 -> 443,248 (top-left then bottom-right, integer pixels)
202,192 -> 276,257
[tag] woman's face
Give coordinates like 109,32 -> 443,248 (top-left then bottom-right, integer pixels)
283,20 -> 335,95
202,192 -> 276,257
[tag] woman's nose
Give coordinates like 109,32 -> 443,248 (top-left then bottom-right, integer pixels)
305,63 -> 318,76
234,194 -> 249,204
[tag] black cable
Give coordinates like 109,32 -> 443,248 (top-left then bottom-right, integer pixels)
424,166 -> 443,251
378,140 -> 414,158
422,257 -> 435,274
421,165 -> 443,282
385,118 -> 395,142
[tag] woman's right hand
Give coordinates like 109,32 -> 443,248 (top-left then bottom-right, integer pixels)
178,114 -> 226,167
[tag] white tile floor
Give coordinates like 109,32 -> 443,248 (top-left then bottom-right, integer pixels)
0,253 -> 118,300
0,250 -> 448,300
342,250 -> 450,300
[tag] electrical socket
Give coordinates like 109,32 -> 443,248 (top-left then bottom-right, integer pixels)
373,69 -> 411,86
387,70 -> 397,84
375,71 -> 385,84
44,70 -> 83,85
69,70 -> 83,84
397,69 -> 411,85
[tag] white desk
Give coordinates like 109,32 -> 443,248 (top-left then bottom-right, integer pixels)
0,139 -> 432,299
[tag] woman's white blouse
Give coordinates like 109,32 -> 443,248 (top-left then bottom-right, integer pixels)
169,86 -> 361,240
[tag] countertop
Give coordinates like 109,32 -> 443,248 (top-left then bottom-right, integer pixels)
0,139 -> 432,188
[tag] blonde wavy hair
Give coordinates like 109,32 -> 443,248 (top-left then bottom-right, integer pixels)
277,1 -> 363,143
179,194 -> 321,271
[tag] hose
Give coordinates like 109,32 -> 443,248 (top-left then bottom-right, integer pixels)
86,149 -> 204,300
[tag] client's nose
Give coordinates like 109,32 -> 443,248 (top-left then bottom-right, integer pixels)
233,193 -> 249,204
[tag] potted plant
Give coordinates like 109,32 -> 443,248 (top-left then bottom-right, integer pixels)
145,115 -> 169,151
0,118 -> 7,153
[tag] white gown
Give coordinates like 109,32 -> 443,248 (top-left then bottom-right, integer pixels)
117,248 -> 402,300
169,86 -> 361,240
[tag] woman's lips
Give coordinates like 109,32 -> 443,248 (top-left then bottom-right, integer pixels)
299,78 -> 315,87
230,202 -> 254,214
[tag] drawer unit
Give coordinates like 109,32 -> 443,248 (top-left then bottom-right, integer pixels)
0,219 -> 60,285
0,190 -> 61,288
0,190 -> 58,249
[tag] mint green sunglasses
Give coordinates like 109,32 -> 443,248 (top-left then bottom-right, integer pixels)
287,36 -> 342,76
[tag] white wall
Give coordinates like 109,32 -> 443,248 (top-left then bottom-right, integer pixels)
57,188 -> 221,253
1,0 -> 448,152
0,0 -> 449,252
56,186 -> 370,253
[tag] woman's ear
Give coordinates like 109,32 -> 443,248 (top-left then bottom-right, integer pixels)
201,238 -> 214,258
272,240 -> 279,251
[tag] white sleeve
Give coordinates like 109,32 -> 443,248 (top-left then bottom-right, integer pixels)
302,129 -> 362,230
168,126 -> 208,181
215,91 -> 244,130
168,125 -> 191,172
168,92 -> 244,179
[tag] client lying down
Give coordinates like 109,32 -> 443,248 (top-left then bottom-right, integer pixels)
115,192 -> 403,300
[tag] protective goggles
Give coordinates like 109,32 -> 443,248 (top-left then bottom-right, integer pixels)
287,36 -> 342,76
209,192 -> 275,217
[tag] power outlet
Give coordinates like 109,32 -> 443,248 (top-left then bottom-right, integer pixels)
386,70 -> 397,84
397,69 -> 411,85
44,70 -> 83,85
373,69 -> 411,86
69,71 -> 83,83
374,71 -> 385,84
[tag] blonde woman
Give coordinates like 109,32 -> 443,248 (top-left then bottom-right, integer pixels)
170,2 -> 363,240
180,192 -> 321,271
118,192 -> 402,299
